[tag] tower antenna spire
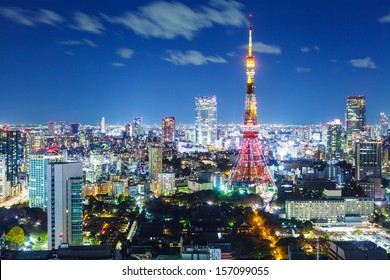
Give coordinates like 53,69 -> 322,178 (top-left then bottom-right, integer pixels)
248,14 -> 253,57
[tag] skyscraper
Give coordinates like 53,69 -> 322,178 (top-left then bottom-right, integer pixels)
355,140 -> 382,181
0,155 -> 10,202
162,117 -> 175,143
346,96 -> 366,151
380,112 -> 389,138
28,150 -> 62,209
100,117 -> 106,133
0,129 -> 23,181
48,121 -> 56,134
327,119 -> 343,159
70,122 -> 80,135
47,162 -> 83,250
133,117 -> 143,136
228,16 -> 276,208
148,147 -> 162,179
195,96 -> 217,146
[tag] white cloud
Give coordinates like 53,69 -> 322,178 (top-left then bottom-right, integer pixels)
102,0 -> 247,40
0,7 -> 63,27
294,67 -> 311,73
378,13 -> 390,23
57,38 -> 98,48
36,9 -> 64,26
64,51 -> 75,56
350,57 -> 377,69
163,50 -> 227,65
330,59 -> 338,63
300,47 -> 309,53
243,42 -> 281,55
72,12 -> 104,34
111,62 -> 126,67
116,48 -> 134,59
314,45 -> 320,51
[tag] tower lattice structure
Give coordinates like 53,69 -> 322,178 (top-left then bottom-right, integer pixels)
228,17 -> 276,203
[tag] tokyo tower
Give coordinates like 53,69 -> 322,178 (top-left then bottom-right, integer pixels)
228,16 -> 277,208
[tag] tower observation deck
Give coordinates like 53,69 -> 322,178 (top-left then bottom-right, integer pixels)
227,16 -> 277,210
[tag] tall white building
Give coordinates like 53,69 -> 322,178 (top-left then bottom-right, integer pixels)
47,162 -> 83,250
100,116 -> 106,133
148,147 -> 162,179
157,173 -> 175,196
0,155 -> 10,203
28,151 -> 62,209
195,96 -> 217,146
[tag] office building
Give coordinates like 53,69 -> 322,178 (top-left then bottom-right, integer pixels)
329,241 -> 388,260
133,117 -> 143,136
100,117 -> 106,133
346,96 -> 366,151
157,172 -> 175,196
195,96 -> 217,146
0,155 -> 10,202
28,150 -> 62,209
148,147 -> 162,179
355,140 -> 382,181
70,123 -> 80,135
0,129 -> 23,181
285,197 -> 374,222
326,119 -> 343,159
380,112 -> 389,138
47,162 -> 83,250
48,121 -> 56,134
162,117 -> 175,143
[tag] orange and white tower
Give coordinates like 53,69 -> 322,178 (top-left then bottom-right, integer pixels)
228,15 -> 276,209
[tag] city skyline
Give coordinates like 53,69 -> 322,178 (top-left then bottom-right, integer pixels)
1,0 -> 390,125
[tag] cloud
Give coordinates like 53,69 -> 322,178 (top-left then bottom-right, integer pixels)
314,45 -> 320,51
294,67 -> 311,73
0,7 -> 63,27
378,13 -> 390,23
72,11 -> 104,34
102,0 -> 247,40
111,62 -> 126,67
300,47 -> 309,53
163,50 -> 227,65
64,51 -> 75,56
243,42 -> 281,55
330,59 -> 338,63
57,38 -> 98,48
349,57 -> 377,69
116,48 -> 134,59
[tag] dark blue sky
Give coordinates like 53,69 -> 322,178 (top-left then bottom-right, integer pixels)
1,0 -> 389,125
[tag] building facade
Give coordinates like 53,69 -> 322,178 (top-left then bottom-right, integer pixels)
326,119 -> 343,159
162,117 -> 175,143
346,95 -> 366,151
28,151 -> 62,209
195,96 -> 217,146
47,162 -> 83,250
148,147 -> 162,179
355,140 -> 382,181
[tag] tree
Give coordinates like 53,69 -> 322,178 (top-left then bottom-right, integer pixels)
5,226 -> 25,249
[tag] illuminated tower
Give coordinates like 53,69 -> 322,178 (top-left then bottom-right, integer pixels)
228,17 -> 276,207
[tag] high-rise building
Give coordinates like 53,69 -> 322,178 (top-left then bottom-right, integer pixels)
48,121 -> 56,134
0,155 -> 10,202
70,123 -> 80,135
100,117 -> 106,133
47,162 -> 83,250
157,172 -> 175,196
380,112 -> 389,138
195,96 -> 217,146
28,150 -> 62,209
148,147 -> 162,179
327,119 -> 343,159
0,129 -> 23,181
346,96 -> 366,151
162,117 -> 175,143
133,117 -> 143,136
60,121 -> 66,135
227,17 -> 276,208
355,140 -> 382,181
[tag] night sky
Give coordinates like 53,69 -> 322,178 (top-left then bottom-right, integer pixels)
1,0 -> 390,125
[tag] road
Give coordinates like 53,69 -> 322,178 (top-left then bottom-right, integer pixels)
0,188 -> 28,208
